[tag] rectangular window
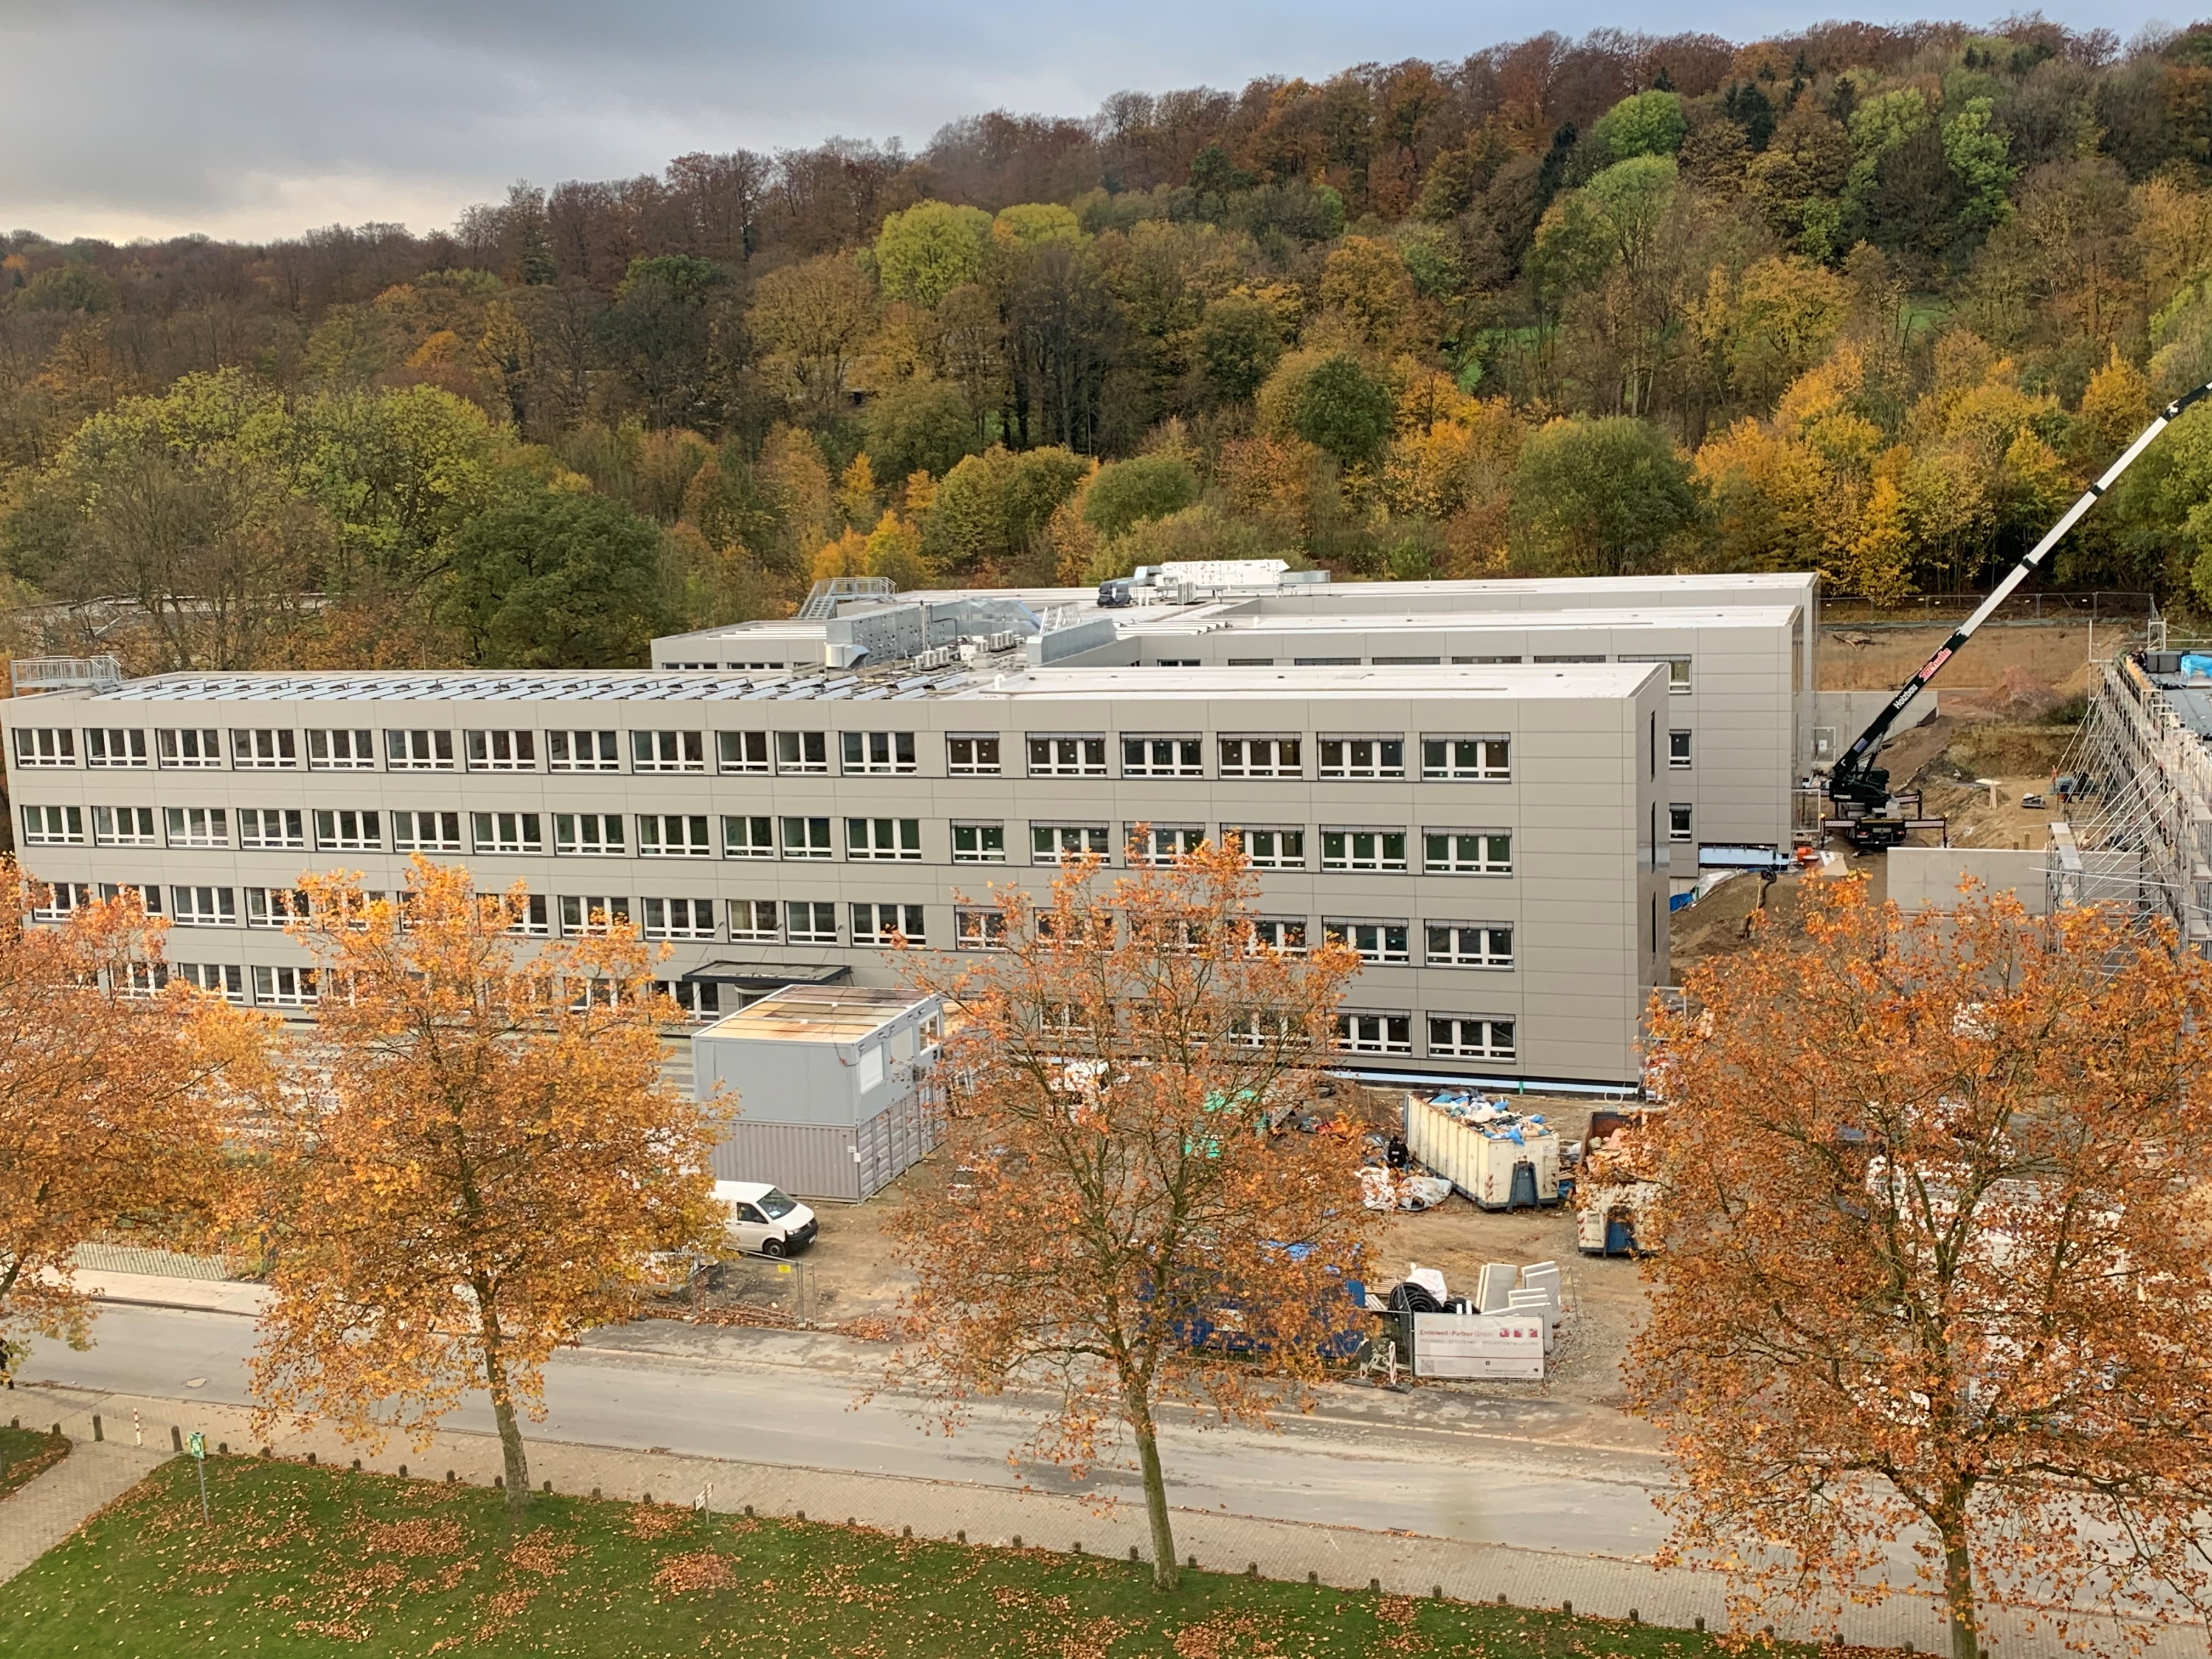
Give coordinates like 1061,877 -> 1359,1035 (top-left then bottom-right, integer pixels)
1533,653 -> 1604,664
638,814 -> 712,857
1421,735 -> 1511,781
12,728 -> 77,767
1032,823 -> 1109,864
386,730 -> 456,770
551,813 -> 624,856
1249,917 -> 1308,954
780,816 -> 832,859
98,881 -> 161,915
1130,824 -> 1205,862
157,729 -> 223,768
1372,656 -> 1440,666
847,817 -> 922,860
1217,736 -> 1301,778
1669,730 -> 1692,770
29,881 -> 92,922
853,902 -> 926,946
1337,1013 -> 1413,1055
21,804 -> 83,845
955,906 -> 1007,951
656,979 -> 721,1020
547,730 -> 620,772
307,729 -> 376,769
722,815 -> 774,859
641,897 -> 719,940
728,899 -> 779,943
1423,830 -> 1513,876
946,734 -> 1001,775
558,895 -> 631,934
785,901 -> 838,944
632,730 -> 706,772
1429,1016 -> 1516,1060
1027,735 -> 1107,777
952,822 -> 1006,862
1453,654 -> 1523,664
391,810 -> 464,853
1230,827 -> 1306,870
1623,656 -> 1692,693
716,730 -> 770,774
174,962 -> 247,1000
1670,804 -> 1694,843
232,729 -> 298,769
1121,735 -> 1203,777
252,965 -> 317,1007
317,809 -> 383,851
236,808 -> 306,850
1318,736 -> 1404,779
775,730 -> 829,774
509,894 -> 551,937
244,888 -> 309,929
1425,922 -> 1515,968
93,805 -> 158,847
165,806 -> 228,847
1321,828 -> 1407,872
171,886 -> 237,927
1295,656 -> 1358,667
86,729 -> 149,768
842,731 -> 917,774
1325,919 -> 1412,965
465,730 -> 537,771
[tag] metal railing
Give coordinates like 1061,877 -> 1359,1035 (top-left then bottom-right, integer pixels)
10,654 -> 123,695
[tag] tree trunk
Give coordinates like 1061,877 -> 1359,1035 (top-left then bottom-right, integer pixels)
475,1294 -> 531,1514
1939,1516 -> 1979,1659
1128,1400 -> 1180,1592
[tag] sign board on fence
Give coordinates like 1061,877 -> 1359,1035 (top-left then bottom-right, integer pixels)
1411,1312 -> 1545,1380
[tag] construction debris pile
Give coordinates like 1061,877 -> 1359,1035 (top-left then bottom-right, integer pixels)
1574,1108 -> 1663,1257
1402,1092 -> 1562,1211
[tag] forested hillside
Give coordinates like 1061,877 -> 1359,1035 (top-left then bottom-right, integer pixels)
8,18 -> 2212,672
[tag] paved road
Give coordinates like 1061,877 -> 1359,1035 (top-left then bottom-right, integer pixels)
16,1304 -> 1672,1560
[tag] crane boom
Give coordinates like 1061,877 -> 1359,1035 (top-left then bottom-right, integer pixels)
1827,377 -> 2212,811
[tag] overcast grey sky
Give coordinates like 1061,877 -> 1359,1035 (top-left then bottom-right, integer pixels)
0,1 -> 2185,245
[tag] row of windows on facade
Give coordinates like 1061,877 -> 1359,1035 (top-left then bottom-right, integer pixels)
29,881 -> 1518,968
6,727 -> 1691,781
20,808 -> 1564,867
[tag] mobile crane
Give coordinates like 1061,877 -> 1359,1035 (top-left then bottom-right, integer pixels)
1821,379 -> 2212,848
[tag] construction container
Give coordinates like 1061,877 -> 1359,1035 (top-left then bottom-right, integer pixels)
1404,1093 -> 1562,1210
1577,1181 -> 1661,1255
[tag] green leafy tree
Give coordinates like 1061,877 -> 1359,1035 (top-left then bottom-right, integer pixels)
1257,351 -> 1395,471
597,255 -> 732,430
1942,97 -> 2017,237
288,385 -> 506,588
1082,454 -> 1201,540
1195,296 -> 1284,406
1510,415 -> 1699,576
874,202 -> 993,308
439,477 -> 669,667
919,445 -> 1088,574
864,379 -> 981,479
1591,90 -> 1688,162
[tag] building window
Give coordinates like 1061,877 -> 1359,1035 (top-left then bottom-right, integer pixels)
1249,917 -> 1308,954
231,729 -> 298,769
775,731 -> 829,774
1032,823 -> 1109,864
1324,920 -> 1412,965
558,895 -> 631,934
86,729 -> 149,768
21,804 -> 84,845
319,809 -> 385,851
466,730 -> 537,771
1423,830 -> 1513,875
723,815 -> 774,859
633,731 -> 706,773
1318,736 -> 1404,779
1229,827 -> 1306,870
946,734 -> 1001,775
656,979 -> 721,1020
12,728 -> 78,768
173,962 -> 246,1000
307,729 -> 377,769
853,902 -> 925,946
548,730 -> 621,772
1027,735 -> 1108,777
638,814 -> 713,857
509,894 -> 551,937
552,813 -> 624,856
1425,922 -> 1514,968
393,810 -> 465,853
728,899 -> 779,943
1670,804 -> 1693,842
641,897 -> 718,940
847,818 -> 922,860
1372,656 -> 1440,667
1622,656 -> 1693,693
842,731 -> 917,775
93,805 -> 158,847
786,901 -> 838,944
952,822 -> 1006,862
955,906 -> 1008,951
252,965 -> 317,1007
1666,729 -> 1692,770
1427,1015 -> 1517,1062
1321,828 -> 1407,872
780,816 -> 833,859
245,888 -> 309,928
98,881 -> 163,915
1454,654 -> 1523,665
1337,1013 -> 1413,1054
386,730 -> 456,770
236,808 -> 306,850
1121,735 -> 1203,777
27,881 -> 91,922
165,806 -> 229,848
1296,656 -> 1359,667
171,886 -> 237,927
1130,825 -> 1205,862
1217,736 -> 1301,778
717,730 -> 770,774
1421,736 -> 1510,782
157,729 -> 223,769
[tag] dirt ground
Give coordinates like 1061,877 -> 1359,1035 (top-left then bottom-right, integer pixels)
1821,620 -> 2098,696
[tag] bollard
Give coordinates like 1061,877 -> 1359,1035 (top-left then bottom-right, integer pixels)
492,1474 -> 501,1488
446,1470 -> 456,1483
1188,1555 -> 1197,1570
1308,1571 -> 1318,1584
171,1425 -> 182,1452
1132,1547 -> 1141,1562
50,1423 -> 60,1436
1562,1601 -> 1572,1617
1369,1577 -> 1381,1593
1629,1609 -> 1640,1625
1432,1586 -> 1443,1600
92,1415 -> 102,1442
957,1530 -> 966,1544
645,1491 -> 655,1504
351,1459 -> 360,1472
593,1488 -> 602,1499
742,1504 -> 752,1516
903,1526 -> 912,1538
1497,1593 -> 1508,1606
217,1442 -> 228,1454
1013,1535 -> 1022,1549
847,1517 -> 856,1527
399,1465 -> 407,1477
307,1452 -> 316,1466
9,1417 -> 18,1430
543,1480 -> 551,1493
1245,1562 -> 1257,1578
1073,1542 -> 1082,1554
1696,1617 -> 1706,1632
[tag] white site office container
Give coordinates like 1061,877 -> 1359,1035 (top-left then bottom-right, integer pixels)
1404,1095 -> 1561,1211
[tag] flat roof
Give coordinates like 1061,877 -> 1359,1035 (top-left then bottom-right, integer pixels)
1125,605 -> 1801,639
950,662 -> 1661,701
699,984 -> 933,1045
84,670 -> 792,703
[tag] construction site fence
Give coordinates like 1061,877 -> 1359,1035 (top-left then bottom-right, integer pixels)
1820,590 -> 2160,629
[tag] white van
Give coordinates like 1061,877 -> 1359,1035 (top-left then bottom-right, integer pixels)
713,1180 -> 818,1257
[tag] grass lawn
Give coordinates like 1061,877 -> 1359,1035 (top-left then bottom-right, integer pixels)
0,1455 -> 1788,1658
0,1423 -> 69,1500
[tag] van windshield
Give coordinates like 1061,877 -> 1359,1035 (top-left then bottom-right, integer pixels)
758,1188 -> 800,1219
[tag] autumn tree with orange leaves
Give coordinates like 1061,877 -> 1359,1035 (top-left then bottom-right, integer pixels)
888,836 -> 1373,1590
0,864 -> 258,1368
1630,877 -> 2212,1659
250,858 -> 727,1512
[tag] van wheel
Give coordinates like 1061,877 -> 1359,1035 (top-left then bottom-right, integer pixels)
760,1238 -> 787,1259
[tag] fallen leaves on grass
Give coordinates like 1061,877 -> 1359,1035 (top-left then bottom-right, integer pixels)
290,1618 -> 369,1641
365,1516 -> 465,1556
651,1550 -> 736,1593
507,1534 -> 579,1576
1173,1612 -> 1283,1657
627,1504 -> 685,1539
